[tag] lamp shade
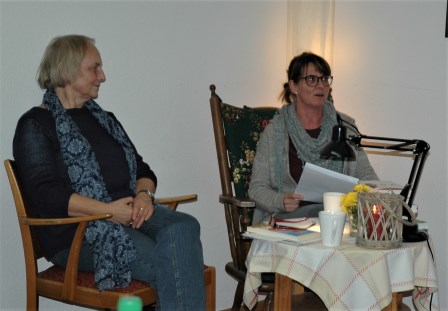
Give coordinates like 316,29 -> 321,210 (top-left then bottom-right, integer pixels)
320,125 -> 355,160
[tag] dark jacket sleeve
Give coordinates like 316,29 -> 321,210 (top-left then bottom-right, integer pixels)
13,108 -> 76,259
13,108 -> 74,218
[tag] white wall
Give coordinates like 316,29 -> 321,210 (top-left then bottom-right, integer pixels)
0,1 -> 287,310
0,1 -> 446,310
333,1 -> 447,308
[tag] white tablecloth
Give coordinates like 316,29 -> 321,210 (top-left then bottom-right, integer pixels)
243,236 -> 439,311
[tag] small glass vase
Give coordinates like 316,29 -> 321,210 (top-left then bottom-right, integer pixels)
349,212 -> 358,237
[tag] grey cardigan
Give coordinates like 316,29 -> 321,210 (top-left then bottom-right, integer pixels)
248,111 -> 378,225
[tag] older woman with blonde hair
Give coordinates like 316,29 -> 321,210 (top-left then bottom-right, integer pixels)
13,34 -> 206,310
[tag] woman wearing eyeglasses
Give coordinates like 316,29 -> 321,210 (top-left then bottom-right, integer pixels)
248,52 -> 378,225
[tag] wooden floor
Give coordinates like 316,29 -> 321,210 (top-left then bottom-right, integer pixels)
220,293 -> 327,311
220,303 -> 263,311
220,293 -> 412,311
220,304 -> 260,311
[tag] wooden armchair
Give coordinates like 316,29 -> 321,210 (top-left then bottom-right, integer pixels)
210,85 -> 331,311
209,84 -> 278,310
4,159 -> 215,311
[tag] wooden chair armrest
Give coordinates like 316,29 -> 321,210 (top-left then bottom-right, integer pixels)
20,213 -> 112,301
156,194 -> 198,210
219,194 -> 256,208
219,194 -> 255,234
21,213 -> 113,226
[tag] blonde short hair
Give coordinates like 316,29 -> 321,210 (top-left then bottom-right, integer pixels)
37,35 -> 95,90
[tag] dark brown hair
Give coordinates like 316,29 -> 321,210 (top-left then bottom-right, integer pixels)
280,52 -> 331,103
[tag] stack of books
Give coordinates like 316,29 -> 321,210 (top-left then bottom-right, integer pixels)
244,217 -> 321,244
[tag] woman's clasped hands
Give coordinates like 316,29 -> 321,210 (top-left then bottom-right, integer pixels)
107,194 -> 154,229
131,193 -> 154,228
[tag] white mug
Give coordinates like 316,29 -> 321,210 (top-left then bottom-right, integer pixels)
323,192 -> 344,212
319,210 -> 346,247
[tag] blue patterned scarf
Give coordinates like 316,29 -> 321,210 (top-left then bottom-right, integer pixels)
44,90 -> 137,291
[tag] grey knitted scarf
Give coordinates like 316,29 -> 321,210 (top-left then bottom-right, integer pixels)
275,101 -> 344,191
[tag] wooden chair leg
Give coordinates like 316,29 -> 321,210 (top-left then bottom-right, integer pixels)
27,287 -> 38,311
205,266 -> 216,311
382,293 -> 403,311
232,282 -> 245,311
263,291 -> 274,311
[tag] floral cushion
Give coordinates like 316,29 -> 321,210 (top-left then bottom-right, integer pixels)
221,103 -> 277,200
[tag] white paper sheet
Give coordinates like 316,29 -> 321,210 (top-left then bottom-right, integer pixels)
295,163 -> 359,203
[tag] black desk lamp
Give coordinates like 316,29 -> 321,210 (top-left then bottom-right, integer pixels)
321,117 -> 430,242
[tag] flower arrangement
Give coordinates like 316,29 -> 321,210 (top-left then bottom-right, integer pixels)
341,184 -> 371,233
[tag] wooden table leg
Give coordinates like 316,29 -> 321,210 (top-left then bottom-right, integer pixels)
274,274 -> 403,311
274,273 -> 293,311
382,292 -> 403,311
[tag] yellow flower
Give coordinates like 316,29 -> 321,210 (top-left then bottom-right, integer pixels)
341,184 -> 371,216
353,183 -> 371,193
341,192 -> 357,213
245,149 -> 255,163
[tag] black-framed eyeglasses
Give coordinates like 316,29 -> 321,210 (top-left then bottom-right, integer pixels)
298,75 -> 333,87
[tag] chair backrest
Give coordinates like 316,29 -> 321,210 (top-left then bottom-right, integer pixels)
210,85 -> 277,200
4,159 -> 43,286
209,84 -> 277,270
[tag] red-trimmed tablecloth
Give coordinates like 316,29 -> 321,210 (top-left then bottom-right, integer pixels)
244,237 -> 439,311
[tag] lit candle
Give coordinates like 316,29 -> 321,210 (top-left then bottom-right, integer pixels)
368,204 -> 384,239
